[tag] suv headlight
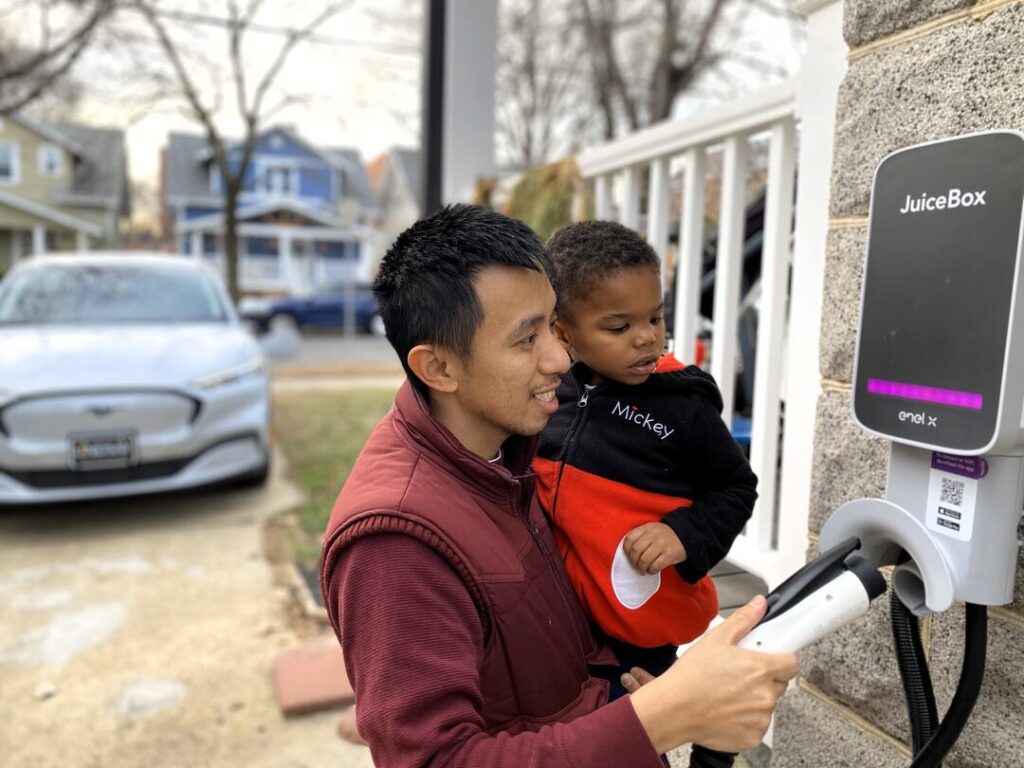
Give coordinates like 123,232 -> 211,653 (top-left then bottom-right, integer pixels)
190,357 -> 265,389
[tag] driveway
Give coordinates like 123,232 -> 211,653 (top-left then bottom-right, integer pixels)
261,330 -> 401,375
0,453 -> 375,768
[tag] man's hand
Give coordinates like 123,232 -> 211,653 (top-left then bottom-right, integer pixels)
628,595 -> 799,754
623,522 -> 686,574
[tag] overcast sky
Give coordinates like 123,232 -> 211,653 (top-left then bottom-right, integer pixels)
16,0 -> 804,191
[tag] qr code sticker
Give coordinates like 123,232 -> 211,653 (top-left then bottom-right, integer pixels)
940,477 -> 965,507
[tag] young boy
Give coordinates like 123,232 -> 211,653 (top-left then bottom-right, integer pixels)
534,220 -> 757,702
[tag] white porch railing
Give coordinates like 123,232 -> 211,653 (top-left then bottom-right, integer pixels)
578,81 -> 799,588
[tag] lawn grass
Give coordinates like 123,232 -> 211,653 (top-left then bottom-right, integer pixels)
272,386 -> 398,567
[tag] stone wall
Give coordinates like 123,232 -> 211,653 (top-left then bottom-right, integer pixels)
772,1 -> 1024,765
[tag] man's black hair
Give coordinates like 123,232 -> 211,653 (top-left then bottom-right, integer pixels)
546,220 -> 660,320
373,204 -> 552,396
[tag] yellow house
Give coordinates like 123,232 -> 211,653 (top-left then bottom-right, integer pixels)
0,114 -> 130,274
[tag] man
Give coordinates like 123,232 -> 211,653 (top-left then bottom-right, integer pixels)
320,205 -> 797,767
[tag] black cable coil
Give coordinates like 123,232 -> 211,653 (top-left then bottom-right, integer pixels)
890,586 -> 940,754
908,603 -> 987,768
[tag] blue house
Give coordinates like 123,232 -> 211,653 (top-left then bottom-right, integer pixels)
161,126 -> 378,295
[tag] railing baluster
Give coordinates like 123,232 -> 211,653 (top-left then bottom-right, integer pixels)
595,174 -> 612,220
646,157 -> 670,289
749,118 -> 797,552
621,166 -> 641,229
674,148 -> 706,365
711,134 -> 748,430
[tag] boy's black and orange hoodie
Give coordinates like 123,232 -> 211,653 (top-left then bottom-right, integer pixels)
533,355 -> 757,648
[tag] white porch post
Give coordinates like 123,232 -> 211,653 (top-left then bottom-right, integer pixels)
190,231 -> 202,261
76,231 -> 89,253
280,233 -> 294,293
32,224 -> 45,255
776,0 -> 848,581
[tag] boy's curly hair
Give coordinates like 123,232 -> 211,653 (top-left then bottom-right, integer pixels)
546,220 -> 660,320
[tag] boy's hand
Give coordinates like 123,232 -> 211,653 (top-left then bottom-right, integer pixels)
623,522 -> 686,574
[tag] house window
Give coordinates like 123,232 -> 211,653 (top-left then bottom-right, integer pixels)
246,236 -> 279,257
256,163 -> 297,196
37,144 -> 62,177
0,141 -> 20,184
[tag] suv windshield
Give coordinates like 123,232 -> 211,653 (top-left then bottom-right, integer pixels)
0,262 -> 229,325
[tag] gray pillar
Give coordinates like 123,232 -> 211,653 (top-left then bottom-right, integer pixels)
32,225 -> 45,255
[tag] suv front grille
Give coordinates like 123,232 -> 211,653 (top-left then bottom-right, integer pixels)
6,458 -> 191,489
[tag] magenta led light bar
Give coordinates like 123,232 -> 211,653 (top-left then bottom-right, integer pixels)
867,378 -> 983,410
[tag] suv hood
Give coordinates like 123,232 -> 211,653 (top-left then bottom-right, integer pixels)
0,324 -> 262,397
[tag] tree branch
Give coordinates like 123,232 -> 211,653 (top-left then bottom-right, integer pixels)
0,1 -> 113,114
0,0 -> 112,100
227,0 -> 250,123
132,0 -> 226,171
249,0 -> 352,121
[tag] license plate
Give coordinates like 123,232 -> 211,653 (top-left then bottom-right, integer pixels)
69,432 -> 137,470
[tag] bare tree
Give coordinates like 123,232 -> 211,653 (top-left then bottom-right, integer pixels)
578,0 -> 778,137
496,0 -> 584,168
569,0 -> 798,140
130,0 -> 352,301
496,0 -> 798,163
0,0 -> 114,114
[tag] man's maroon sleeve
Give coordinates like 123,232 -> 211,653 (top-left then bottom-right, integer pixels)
330,533 -> 663,768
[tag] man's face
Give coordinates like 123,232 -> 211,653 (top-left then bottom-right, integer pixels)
444,265 -> 569,455
558,266 -> 665,385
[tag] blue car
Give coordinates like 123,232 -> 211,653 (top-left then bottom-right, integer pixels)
241,284 -> 385,336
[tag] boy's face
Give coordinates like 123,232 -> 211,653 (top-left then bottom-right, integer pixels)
441,266 -> 569,456
556,266 -> 665,385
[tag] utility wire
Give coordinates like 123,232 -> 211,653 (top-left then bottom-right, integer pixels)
150,7 -> 420,57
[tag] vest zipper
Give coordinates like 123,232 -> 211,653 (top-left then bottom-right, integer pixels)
518,489 -> 589,662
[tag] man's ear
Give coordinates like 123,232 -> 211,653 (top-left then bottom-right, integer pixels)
553,320 -> 573,353
407,344 -> 459,394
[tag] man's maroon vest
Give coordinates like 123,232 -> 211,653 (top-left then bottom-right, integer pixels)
321,381 -> 614,733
